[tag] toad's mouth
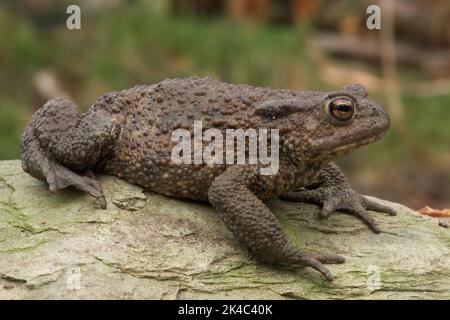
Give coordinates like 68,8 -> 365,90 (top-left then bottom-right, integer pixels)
326,132 -> 384,154
307,119 -> 389,158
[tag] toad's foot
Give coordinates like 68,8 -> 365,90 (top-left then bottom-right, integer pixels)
45,163 -> 106,209
21,134 -> 107,209
283,251 -> 345,281
281,187 -> 397,233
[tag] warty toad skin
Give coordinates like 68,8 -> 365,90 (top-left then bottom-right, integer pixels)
21,77 -> 398,280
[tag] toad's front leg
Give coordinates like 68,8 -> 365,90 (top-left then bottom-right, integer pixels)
208,165 -> 345,281
281,163 -> 397,233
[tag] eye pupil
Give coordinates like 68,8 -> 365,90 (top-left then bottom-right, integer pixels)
328,97 -> 354,123
336,104 -> 351,112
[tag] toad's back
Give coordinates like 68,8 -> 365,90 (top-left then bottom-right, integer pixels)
98,77 -> 311,199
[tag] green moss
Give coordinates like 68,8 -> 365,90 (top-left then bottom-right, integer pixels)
0,239 -> 47,253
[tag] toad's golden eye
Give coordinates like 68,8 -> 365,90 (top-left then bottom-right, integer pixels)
325,96 -> 355,125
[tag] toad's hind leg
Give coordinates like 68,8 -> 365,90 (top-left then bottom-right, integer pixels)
21,98 -> 120,208
208,166 -> 345,281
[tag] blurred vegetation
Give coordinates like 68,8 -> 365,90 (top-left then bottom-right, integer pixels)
0,0 -> 448,207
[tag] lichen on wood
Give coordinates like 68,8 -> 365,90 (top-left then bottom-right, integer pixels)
0,160 -> 448,299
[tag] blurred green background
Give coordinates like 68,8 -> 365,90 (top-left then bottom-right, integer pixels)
0,0 -> 449,209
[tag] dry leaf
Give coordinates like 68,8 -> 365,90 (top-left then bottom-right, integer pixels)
418,206 -> 450,217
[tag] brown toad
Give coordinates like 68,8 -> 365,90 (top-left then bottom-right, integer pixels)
21,76 -> 397,281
